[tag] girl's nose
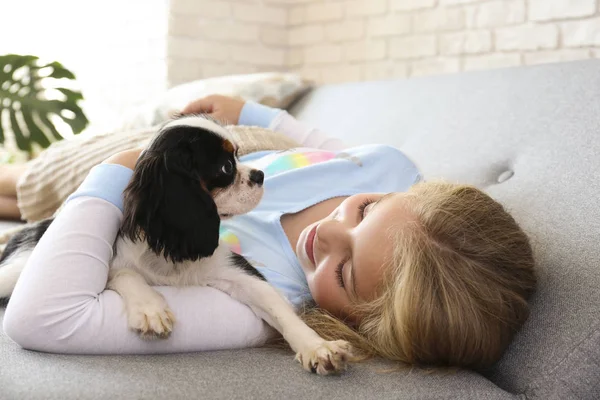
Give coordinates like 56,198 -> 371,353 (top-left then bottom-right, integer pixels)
316,218 -> 349,251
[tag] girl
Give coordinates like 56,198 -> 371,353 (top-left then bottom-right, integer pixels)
1,95 -> 536,371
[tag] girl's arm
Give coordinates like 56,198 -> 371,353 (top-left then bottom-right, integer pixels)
182,95 -> 345,150
3,163 -> 274,354
239,102 -> 346,151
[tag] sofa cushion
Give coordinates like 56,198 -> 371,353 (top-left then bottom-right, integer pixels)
0,333 -> 516,399
290,59 -> 600,399
2,60 -> 600,399
117,72 -> 311,131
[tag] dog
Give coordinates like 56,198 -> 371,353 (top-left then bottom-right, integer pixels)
0,115 -> 351,375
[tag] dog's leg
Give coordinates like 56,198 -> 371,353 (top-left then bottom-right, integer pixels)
107,268 -> 176,340
207,274 -> 352,376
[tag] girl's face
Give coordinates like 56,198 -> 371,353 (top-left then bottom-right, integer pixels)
296,192 -> 411,322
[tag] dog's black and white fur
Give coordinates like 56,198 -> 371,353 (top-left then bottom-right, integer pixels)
0,115 -> 351,375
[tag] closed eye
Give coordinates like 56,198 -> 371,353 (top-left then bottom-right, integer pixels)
336,260 -> 346,288
357,199 -> 373,221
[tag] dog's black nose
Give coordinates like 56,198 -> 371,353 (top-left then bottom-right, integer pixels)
249,170 -> 264,185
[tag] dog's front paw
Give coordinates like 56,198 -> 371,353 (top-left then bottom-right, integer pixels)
295,340 -> 352,375
127,294 -> 176,340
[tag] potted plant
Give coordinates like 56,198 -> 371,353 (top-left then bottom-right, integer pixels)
0,54 -> 88,159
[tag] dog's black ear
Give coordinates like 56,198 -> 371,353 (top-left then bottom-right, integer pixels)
121,149 -> 220,263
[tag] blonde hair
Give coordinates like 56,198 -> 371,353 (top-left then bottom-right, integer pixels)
298,181 -> 536,370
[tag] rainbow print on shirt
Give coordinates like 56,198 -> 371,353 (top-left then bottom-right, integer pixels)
265,151 -> 336,176
219,228 -> 266,269
220,229 -> 241,255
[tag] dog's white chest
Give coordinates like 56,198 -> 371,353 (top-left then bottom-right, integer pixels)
110,237 -> 232,287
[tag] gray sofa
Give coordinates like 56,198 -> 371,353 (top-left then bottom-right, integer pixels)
2,60 -> 600,399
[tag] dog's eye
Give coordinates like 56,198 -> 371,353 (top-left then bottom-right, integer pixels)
221,160 -> 233,175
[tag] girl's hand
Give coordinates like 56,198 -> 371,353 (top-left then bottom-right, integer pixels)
180,95 -> 245,125
102,148 -> 143,170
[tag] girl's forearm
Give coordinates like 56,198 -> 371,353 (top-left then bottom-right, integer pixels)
3,166 -> 273,354
239,102 -> 346,150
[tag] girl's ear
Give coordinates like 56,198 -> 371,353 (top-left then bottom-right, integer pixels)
121,150 -> 220,263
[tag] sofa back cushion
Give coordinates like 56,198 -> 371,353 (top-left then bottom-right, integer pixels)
290,60 -> 600,398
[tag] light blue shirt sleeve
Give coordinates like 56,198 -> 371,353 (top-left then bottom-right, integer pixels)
66,164 -> 134,212
238,101 -> 282,128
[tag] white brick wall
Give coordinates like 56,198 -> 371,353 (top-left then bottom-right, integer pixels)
495,24 -> 559,50
367,14 -> 411,36
464,0 -> 525,28
305,3 -> 344,23
305,45 -> 343,64
463,53 -> 522,71
103,0 -> 600,115
561,17 -> 600,46
168,0 -> 289,87
282,0 -> 600,83
326,20 -> 365,42
440,31 -> 492,55
529,0 -> 596,21
346,0 -> 388,17
390,35 -> 437,59
413,8 -> 465,33
391,0 -> 437,12
344,40 -> 387,62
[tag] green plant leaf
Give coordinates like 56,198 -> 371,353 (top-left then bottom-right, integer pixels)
22,108 -> 52,147
8,107 -> 30,152
56,87 -> 84,101
35,61 -> 76,80
0,54 -> 88,154
37,112 -> 63,142
0,111 -> 4,143
0,55 -> 38,83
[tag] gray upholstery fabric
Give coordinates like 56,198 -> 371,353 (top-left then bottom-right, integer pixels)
2,60 -> 600,399
291,60 -> 600,399
0,331 -> 515,400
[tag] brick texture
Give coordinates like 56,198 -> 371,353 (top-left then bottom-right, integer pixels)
168,0 -> 289,87
367,14 -> 411,37
364,61 -> 408,80
464,0 -> 526,28
411,57 -> 461,77
391,0 -> 436,11
347,0 -> 388,17
344,40 -> 387,61
440,31 -> 492,55
390,35 -> 437,59
561,17 -> 600,46
283,0 -> 600,84
463,53 -> 522,71
524,48 -> 592,65
167,0 -> 600,87
413,8 -> 465,33
326,20 -> 365,42
496,24 -> 559,51
529,0 -> 596,22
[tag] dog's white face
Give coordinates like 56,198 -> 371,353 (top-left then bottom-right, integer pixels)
213,163 -> 264,219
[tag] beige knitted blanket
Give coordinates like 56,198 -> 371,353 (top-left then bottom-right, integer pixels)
8,124 -> 298,235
